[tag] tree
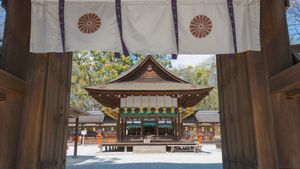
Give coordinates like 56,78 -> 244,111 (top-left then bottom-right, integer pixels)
287,0 -> 300,44
71,51 -> 135,111
130,54 -> 173,68
70,52 -> 172,111
172,57 -> 218,110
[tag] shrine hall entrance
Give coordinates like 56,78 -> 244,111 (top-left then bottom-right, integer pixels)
143,125 -> 156,135
126,119 -> 175,138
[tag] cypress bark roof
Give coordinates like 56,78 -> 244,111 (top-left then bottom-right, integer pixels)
86,56 -> 212,91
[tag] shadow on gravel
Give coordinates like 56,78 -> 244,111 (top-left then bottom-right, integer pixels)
66,155 -> 222,169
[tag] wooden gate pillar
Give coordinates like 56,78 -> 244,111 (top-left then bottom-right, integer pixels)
1,0 -> 72,168
16,54 -> 72,169
261,0 -> 300,168
217,53 -> 278,169
218,0 -> 300,168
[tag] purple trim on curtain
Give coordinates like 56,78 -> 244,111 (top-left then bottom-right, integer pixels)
171,0 -> 178,59
59,0 -> 65,53
115,0 -> 129,57
114,52 -> 121,58
227,0 -> 237,54
172,54 -> 177,59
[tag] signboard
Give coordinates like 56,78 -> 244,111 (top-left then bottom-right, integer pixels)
81,129 -> 87,136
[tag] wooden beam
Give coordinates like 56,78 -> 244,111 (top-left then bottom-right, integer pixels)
217,53 -> 278,169
287,88 -> 300,99
0,70 -> 25,96
291,50 -> 300,63
269,63 -> 300,93
291,44 -> 300,51
260,0 -> 294,77
0,92 -> 6,101
261,0 -> 300,168
117,113 -> 120,142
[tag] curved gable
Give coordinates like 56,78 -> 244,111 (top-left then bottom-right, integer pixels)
109,56 -> 189,84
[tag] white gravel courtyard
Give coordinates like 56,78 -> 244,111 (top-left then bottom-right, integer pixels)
66,144 -> 223,169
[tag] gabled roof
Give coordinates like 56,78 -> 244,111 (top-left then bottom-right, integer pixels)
182,111 -> 220,124
86,56 -> 213,113
109,56 -> 189,83
68,111 -> 105,123
195,111 -> 220,123
86,56 -> 212,91
69,106 -> 89,118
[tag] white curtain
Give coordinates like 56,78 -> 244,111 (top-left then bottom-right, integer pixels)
30,0 -> 260,54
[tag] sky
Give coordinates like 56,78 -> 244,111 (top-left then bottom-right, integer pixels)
172,54 -> 215,68
0,7 -> 5,44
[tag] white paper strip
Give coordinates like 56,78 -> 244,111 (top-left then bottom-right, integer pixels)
30,0 -> 260,54
120,96 -> 178,107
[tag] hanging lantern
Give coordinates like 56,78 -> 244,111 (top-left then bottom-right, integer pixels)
139,95 -> 143,113
178,107 -> 183,113
155,106 -> 159,113
147,106 -> 151,113
163,107 -> 167,113
107,107 -> 112,115
171,107 -> 175,113
140,106 -> 144,113
131,107 -> 135,113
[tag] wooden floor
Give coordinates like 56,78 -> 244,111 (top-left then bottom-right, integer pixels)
101,141 -> 198,153
102,141 -> 196,146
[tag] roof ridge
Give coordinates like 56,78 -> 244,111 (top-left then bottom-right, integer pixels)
108,56 -> 190,84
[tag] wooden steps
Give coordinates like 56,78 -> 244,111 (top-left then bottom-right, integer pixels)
133,146 -> 166,153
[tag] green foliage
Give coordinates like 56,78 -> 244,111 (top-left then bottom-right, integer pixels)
172,57 -> 218,111
70,52 -> 172,111
131,54 -> 173,68
71,51 -> 135,111
71,51 -> 217,111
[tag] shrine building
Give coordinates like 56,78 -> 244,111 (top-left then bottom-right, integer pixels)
86,56 -> 213,142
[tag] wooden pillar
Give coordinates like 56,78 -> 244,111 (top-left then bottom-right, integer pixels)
117,113 -> 120,142
1,0 -> 73,168
196,122 -> 199,135
73,118 -> 79,158
217,53 -> 278,169
0,71 -> 25,169
174,117 -> 177,140
260,0 -> 300,168
121,119 -> 124,141
141,119 -> 144,137
16,53 -> 72,169
177,113 -> 182,141
123,118 -> 126,141
120,119 -> 123,141
212,123 -> 215,139
156,119 -> 159,136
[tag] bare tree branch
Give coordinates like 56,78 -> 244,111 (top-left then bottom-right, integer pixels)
287,0 -> 300,43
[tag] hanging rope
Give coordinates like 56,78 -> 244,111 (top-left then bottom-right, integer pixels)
59,0 -> 66,53
227,0 -> 237,54
171,0 -> 179,59
115,0 -> 129,58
